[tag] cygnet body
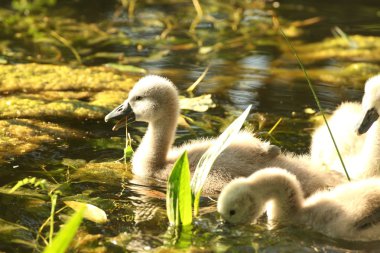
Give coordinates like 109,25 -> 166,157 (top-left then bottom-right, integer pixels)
311,74 -> 380,179
105,75 -> 344,195
217,167 -> 380,241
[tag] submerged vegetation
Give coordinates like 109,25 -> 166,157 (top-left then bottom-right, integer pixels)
0,0 -> 380,252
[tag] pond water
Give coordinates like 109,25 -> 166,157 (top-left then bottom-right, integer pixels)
1,0 -> 380,252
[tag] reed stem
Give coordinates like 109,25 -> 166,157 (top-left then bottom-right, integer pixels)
279,28 -> 351,181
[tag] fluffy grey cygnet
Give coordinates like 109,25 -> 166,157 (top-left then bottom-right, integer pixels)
311,74 -> 380,179
217,167 -> 380,241
105,75 -> 344,195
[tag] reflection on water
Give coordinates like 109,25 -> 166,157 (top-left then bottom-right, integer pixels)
0,0 -> 380,252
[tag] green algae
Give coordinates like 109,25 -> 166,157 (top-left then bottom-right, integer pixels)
0,9 -> 131,64
0,119 -> 84,162
90,90 -> 126,108
279,35 -> 380,64
271,63 -> 380,87
0,218 -> 35,251
0,95 -> 107,120
70,162 -> 132,184
0,63 -> 137,121
0,64 -> 135,93
179,95 -> 216,112
0,92 -> 127,120
0,63 -> 138,161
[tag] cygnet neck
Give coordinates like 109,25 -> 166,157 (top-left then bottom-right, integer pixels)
249,172 -> 303,222
360,120 -> 380,178
133,108 -> 178,177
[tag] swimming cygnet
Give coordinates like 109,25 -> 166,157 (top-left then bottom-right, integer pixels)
311,74 -> 380,179
105,75 -> 344,195
217,167 -> 380,241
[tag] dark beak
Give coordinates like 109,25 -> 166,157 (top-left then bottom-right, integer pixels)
357,108 -> 379,135
104,101 -> 136,131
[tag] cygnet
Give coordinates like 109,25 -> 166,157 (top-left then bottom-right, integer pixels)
218,167 -> 380,241
311,74 -> 380,179
105,75 -> 345,195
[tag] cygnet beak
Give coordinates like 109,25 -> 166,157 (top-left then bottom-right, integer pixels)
357,107 -> 379,135
104,101 -> 136,131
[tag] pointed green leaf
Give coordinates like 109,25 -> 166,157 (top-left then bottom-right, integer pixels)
42,206 -> 85,253
166,151 -> 192,226
191,105 -> 252,216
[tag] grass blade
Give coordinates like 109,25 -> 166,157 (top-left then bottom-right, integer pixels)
267,117 -> 282,135
186,65 -> 210,93
42,206 -> 85,253
8,177 -> 47,193
50,31 -> 82,65
191,105 -> 252,216
277,25 -> 350,181
166,151 -> 192,226
49,194 -> 58,244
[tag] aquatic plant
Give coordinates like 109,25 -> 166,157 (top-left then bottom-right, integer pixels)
6,172 -> 108,251
166,151 -> 192,226
42,206 -> 84,253
186,65 -> 210,93
191,105 -> 252,216
8,177 -> 47,193
7,178 -> 62,247
166,105 -> 252,227
12,0 -> 57,13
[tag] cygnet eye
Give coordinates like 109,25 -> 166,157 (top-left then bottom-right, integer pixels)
229,210 -> 236,216
135,96 -> 143,101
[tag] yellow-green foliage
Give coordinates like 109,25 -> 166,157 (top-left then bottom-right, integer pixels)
0,64 -> 138,161
42,206 -> 85,253
271,63 -> 380,88
0,64 -> 135,92
166,152 -> 192,227
70,162 -> 132,184
281,35 -> 380,63
0,9 -> 131,64
0,64 -> 137,120
0,96 -> 103,119
0,119 -> 83,162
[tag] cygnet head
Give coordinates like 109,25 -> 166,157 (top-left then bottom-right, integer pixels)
357,74 -> 380,135
217,178 -> 266,225
105,75 -> 179,130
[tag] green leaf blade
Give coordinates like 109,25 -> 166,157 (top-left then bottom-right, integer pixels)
166,151 -> 192,226
42,206 -> 85,253
190,105 -> 252,215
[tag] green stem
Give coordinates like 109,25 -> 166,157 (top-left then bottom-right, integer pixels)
49,194 -> 58,244
124,125 -> 128,164
50,31 -> 82,65
279,28 -> 351,181
267,117 -> 282,135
